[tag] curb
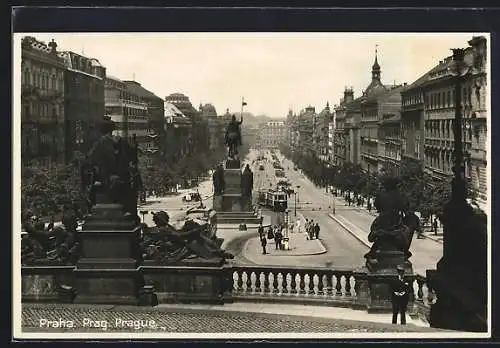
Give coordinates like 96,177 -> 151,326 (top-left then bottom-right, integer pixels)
328,213 -> 370,249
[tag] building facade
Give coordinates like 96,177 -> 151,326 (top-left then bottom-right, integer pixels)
58,50 -> 106,161
297,106 -> 316,158
315,102 -> 332,162
259,120 -> 286,149
359,52 -> 404,174
401,36 -> 488,203
21,37 -> 66,167
164,102 -> 193,163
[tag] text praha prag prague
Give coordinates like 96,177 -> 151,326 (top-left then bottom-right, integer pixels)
39,317 -> 158,330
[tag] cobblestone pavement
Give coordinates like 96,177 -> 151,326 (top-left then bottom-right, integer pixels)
22,304 -> 441,333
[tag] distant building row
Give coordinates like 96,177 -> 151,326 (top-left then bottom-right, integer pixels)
285,36 -> 488,203
20,36 -> 231,168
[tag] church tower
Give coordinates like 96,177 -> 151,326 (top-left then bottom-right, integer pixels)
371,46 -> 381,83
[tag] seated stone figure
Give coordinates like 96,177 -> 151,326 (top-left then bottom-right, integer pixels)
364,176 -> 414,264
142,211 -> 233,263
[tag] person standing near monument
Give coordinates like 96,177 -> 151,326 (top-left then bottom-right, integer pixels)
391,264 -> 411,325
260,235 -> 267,255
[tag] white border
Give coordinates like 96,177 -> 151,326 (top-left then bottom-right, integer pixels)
12,32 -> 492,340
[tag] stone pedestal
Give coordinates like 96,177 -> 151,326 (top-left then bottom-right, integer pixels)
142,259 -> 227,304
364,251 -> 414,313
73,203 -> 143,305
224,168 -> 241,195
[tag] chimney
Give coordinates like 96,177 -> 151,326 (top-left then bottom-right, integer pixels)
344,88 -> 354,104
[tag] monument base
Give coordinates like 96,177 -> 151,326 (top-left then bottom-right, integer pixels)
364,251 -> 414,313
142,259 -> 227,304
73,203 -> 143,305
225,158 -> 241,169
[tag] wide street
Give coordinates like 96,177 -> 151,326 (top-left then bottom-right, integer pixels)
138,149 -> 442,276
248,149 -> 443,276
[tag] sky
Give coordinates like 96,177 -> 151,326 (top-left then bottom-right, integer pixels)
15,32 -> 486,118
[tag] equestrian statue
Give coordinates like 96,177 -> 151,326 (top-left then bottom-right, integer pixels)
224,114 -> 243,159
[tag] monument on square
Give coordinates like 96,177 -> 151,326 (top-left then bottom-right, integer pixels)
212,111 -> 261,225
357,176 -> 418,312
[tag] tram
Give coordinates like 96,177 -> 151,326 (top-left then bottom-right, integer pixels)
257,189 -> 288,212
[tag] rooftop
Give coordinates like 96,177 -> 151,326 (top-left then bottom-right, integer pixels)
124,80 -> 162,101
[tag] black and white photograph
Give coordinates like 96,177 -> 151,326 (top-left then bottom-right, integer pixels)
13,27 -> 491,339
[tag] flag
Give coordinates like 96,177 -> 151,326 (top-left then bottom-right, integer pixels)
242,99 -> 247,106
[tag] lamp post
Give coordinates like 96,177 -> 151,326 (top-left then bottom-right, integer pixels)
284,209 -> 290,250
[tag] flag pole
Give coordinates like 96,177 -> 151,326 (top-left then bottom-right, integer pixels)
241,96 -> 244,120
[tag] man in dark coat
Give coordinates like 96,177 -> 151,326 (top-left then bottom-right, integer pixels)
314,223 -> 320,240
391,264 -> 411,325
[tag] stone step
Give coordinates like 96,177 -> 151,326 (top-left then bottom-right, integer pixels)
217,216 -> 262,224
216,212 -> 258,218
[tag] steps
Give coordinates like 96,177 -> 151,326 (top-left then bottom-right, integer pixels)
216,211 -> 262,224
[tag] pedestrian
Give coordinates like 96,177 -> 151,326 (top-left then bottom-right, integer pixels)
258,222 -> 264,240
314,223 -> 320,240
367,200 -> 372,212
274,227 -> 281,250
261,236 -> 267,254
308,220 -> 315,240
391,264 -> 411,325
433,218 -> 439,235
267,226 -> 274,240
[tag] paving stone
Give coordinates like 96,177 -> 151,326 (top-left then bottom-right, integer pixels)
22,304 -> 442,333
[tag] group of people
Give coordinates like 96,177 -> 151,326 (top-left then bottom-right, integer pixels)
304,218 -> 320,240
258,223 -> 286,254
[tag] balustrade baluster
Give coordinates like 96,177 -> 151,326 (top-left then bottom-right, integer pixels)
345,274 -> 352,297
246,271 -> 253,293
272,272 -> 279,294
255,272 -> 262,294
290,272 -> 298,295
324,273 -> 334,297
263,271 -> 271,294
353,276 -> 360,297
307,273 -> 314,296
335,274 -> 343,297
416,278 -> 425,302
317,273 -> 324,296
281,273 -> 289,295
299,272 -> 307,295
236,271 -> 244,293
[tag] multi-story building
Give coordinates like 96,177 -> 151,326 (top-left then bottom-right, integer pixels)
327,119 -> 335,163
359,52 -> 404,174
123,80 -> 164,155
285,109 -> 298,152
378,112 -> 403,175
199,103 -> 224,151
401,36 -> 488,204
21,36 -> 66,167
164,101 -> 192,163
297,106 -> 316,158
259,120 -> 285,149
105,76 -> 148,144
58,50 -> 106,161
333,88 -> 362,166
315,102 -> 332,162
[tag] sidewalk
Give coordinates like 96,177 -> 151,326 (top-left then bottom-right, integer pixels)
243,229 -> 327,262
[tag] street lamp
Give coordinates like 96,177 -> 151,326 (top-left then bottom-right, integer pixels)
284,209 -> 290,250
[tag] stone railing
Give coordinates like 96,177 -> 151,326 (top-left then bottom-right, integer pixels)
20,261 -> 437,320
229,265 -> 437,316
229,265 -> 364,308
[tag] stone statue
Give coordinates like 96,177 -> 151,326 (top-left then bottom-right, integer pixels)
141,211 -> 234,263
81,116 -> 142,217
241,164 -> 254,197
364,176 -> 417,265
212,163 -> 225,196
224,114 -> 243,159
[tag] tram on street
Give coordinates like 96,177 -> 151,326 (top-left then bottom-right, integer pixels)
257,189 -> 288,212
